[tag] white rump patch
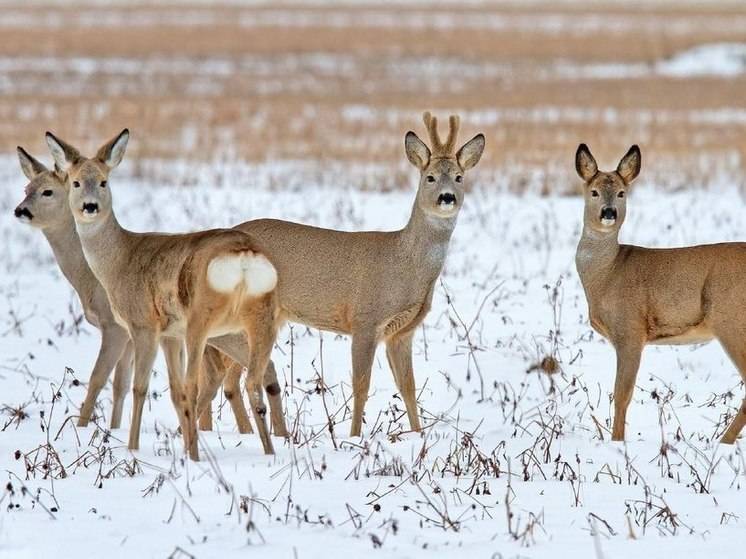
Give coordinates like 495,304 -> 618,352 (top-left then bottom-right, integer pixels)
207,251 -> 277,296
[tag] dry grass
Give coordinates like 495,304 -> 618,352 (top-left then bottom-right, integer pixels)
1,1 -> 745,188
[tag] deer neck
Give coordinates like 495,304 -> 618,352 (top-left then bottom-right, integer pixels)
74,210 -> 129,287
399,200 -> 457,274
576,224 -> 620,291
42,212 -> 100,304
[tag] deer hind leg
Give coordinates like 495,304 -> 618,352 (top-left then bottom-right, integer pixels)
128,328 -> 160,452
243,300 -> 277,455
196,346 -> 225,432
714,330 -> 746,444
184,325 -> 210,461
110,340 -> 134,429
264,360 -> 287,438
160,337 -> 188,434
611,337 -> 644,441
350,332 -> 377,437
78,324 -> 130,428
385,332 -> 422,432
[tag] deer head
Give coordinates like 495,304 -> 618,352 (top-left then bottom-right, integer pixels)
46,129 -> 129,225
405,112 -> 485,221
576,143 -> 641,233
13,147 -> 69,230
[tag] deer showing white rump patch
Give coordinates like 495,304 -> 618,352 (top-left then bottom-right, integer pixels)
207,251 -> 277,296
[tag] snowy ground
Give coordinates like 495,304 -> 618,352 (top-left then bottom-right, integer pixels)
1,159 -> 746,558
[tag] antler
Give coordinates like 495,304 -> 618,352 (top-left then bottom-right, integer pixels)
422,111 -> 460,157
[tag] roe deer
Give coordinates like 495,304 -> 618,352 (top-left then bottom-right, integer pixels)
12,148 -> 256,435
575,143 -> 746,443
225,112 -> 485,436
46,130 -> 282,459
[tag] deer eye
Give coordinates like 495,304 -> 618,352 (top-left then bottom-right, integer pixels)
100,180 -> 107,188
617,191 -> 625,198
426,175 -> 435,183
455,175 -> 463,183
73,181 -> 80,188
42,190 -> 53,197
591,190 -> 599,197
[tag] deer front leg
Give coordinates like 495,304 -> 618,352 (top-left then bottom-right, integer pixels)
207,335 -> 283,437
350,332 -> 377,437
263,360 -> 287,438
128,328 -> 160,452
195,348 -> 254,434
721,400 -> 746,444
611,338 -> 644,441
110,340 -> 133,429
713,329 -> 746,444
78,324 -> 130,427
385,332 -> 422,432
223,359 -> 253,434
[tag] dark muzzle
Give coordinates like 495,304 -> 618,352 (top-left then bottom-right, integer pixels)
600,207 -> 617,221
437,192 -> 457,205
14,207 -> 33,220
82,202 -> 99,215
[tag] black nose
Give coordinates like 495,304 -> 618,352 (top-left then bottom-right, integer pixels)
600,207 -> 617,221
437,192 -> 457,205
82,202 -> 99,214
14,207 -> 33,220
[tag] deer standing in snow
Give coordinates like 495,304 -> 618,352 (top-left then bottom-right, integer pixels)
575,143 -> 746,443
45,130 -> 285,459
219,112 -> 485,436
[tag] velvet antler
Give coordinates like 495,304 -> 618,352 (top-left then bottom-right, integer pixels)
422,112 -> 460,158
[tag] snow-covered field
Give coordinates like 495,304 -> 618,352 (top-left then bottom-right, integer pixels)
1,158 -> 745,558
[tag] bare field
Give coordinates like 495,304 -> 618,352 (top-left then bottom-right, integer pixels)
0,1 -> 745,190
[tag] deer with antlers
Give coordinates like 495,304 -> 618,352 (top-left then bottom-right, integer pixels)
201,112 -> 484,436
12,148 -> 262,436
45,130 -> 285,460
575,143 -> 746,444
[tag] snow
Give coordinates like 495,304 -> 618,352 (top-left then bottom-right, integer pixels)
1,158 -> 745,558
658,43 -> 746,78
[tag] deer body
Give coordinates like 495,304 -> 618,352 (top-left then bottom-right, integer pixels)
575,143 -> 746,444
46,130 -> 283,460
229,113 -> 485,436
12,149 -> 258,436
242,214 -> 449,338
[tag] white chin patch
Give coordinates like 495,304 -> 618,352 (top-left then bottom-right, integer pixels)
600,218 -> 616,227
436,201 -> 457,215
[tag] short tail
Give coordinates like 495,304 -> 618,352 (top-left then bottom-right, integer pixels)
207,251 -> 277,296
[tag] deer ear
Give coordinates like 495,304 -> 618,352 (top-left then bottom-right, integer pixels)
45,132 -> 80,172
457,133 -> 485,171
405,131 -> 430,170
97,128 -> 129,169
617,144 -> 641,184
17,147 -> 48,180
575,144 -> 598,182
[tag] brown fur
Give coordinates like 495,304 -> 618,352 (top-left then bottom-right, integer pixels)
46,130 -> 285,460
575,143 -> 746,444
12,148 -> 260,436
226,113 -> 485,436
